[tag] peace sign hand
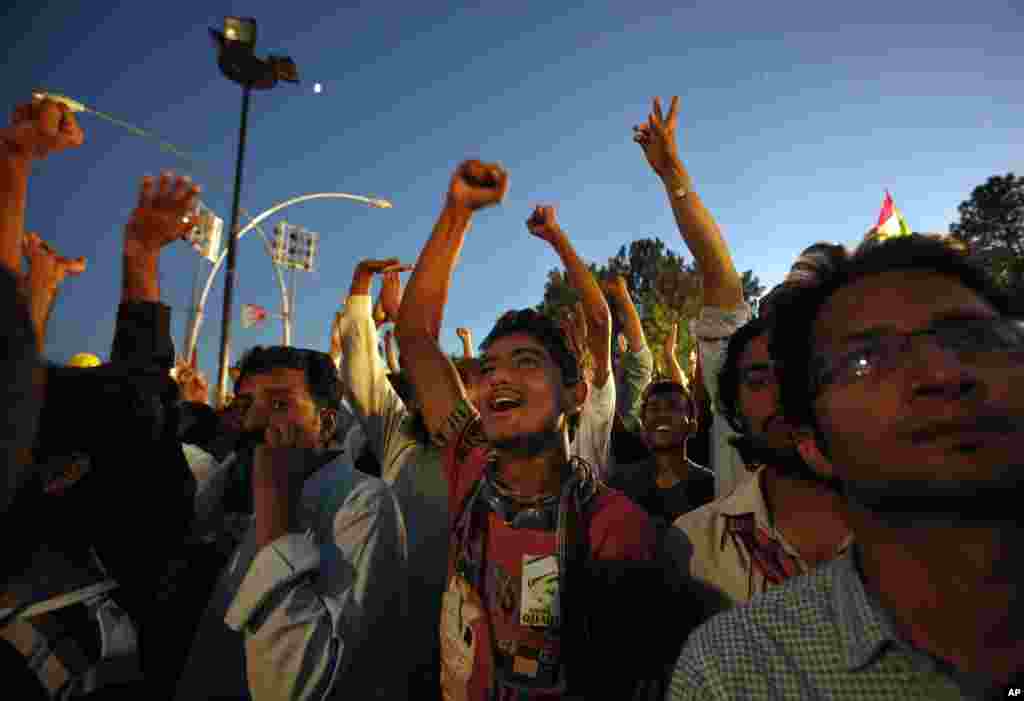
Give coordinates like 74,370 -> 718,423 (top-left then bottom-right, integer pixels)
633,96 -> 683,183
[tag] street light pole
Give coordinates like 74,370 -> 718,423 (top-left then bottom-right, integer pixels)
209,16 -> 299,406
216,84 -> 252,405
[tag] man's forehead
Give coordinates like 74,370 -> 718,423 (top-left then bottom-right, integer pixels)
236,367 -> 307,394
481,334 -> 550,361
814,270 -> 997,349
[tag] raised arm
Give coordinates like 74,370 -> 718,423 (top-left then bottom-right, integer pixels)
663,321 -> 687,389
634,96 -> 743,309
121,171 -> 200,304
395,160 -> 508,439
383,330 -> 399,373
112,172 -> 200,370
527,205 -> 612,388
0,98 -> 84,275
604,274 -> 645,353
605,274 -> 653,426
21,232 -> 86,354
376,264 -> 408,373
455,327 -> 474,359
344,259 -> 417,480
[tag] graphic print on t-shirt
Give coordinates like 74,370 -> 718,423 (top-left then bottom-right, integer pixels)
441,574 -> 483,701
520,554 -> 559,628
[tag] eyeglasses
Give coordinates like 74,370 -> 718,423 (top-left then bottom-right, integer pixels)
812,317 -> 1024,396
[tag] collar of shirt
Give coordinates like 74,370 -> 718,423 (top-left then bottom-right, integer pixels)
832,546 -> 903,672
716,466 -> 774,531
716,467 -> 853,561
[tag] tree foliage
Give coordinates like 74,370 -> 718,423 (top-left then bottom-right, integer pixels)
950,173 -> 1024,297
537,237 -> 764,378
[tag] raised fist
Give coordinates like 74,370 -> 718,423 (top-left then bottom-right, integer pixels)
456,327 -> 471,341
124,171 -> 201,258
526,205 -> 564,245
448,160 -> 508,211
379,266 -> 406,321
3,98 -> 84,163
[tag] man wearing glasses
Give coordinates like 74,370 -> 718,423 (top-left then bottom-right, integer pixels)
670,234 -> 1024,700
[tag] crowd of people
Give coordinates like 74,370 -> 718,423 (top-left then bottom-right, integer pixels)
1,92 -> 1022,700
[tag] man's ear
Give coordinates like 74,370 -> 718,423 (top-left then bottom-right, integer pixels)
793,426 -> 838,480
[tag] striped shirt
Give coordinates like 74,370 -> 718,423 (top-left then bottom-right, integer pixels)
670,547 -> 1005,700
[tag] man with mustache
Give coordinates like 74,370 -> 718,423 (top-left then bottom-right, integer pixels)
175,345 -> 409,701
670,234 -> 1024,699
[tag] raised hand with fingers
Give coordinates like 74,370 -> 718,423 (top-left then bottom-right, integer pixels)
22,231 -> 86,352
124,171 -> 202,258
3,98 -> 85,164
526,205 -> 566,247
447,159 -> 509,212
633,96 -> 684,184
173,357 -> 210,405
379,265 -> 409,322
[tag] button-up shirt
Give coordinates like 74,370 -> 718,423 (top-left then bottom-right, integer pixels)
669,546 -> 1005,700
174,453 -> 409,701
672,467 -> 851,606
690,304 -> 753,499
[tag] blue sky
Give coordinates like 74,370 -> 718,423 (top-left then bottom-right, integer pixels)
4,1 -> 1022,382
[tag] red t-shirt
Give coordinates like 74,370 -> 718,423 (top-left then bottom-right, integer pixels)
438,417 -> 656,701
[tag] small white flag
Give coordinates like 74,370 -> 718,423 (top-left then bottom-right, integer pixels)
241,303 -> 268,329
187,204 -> 224,262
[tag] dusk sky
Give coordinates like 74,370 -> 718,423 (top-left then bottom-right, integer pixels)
4,1 -> 1021,381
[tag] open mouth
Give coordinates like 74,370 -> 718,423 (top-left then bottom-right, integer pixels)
489,392 -> 523,413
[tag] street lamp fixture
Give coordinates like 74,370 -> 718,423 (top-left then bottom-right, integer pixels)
209,16 -> 300,405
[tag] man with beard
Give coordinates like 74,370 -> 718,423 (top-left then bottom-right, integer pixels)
608,380 -> 714,527
670,309 -> 852,607
174,346 -> 409,701
670,234 -> 1024,700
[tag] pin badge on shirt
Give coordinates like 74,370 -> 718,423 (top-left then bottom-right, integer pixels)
520,554 -> 559,628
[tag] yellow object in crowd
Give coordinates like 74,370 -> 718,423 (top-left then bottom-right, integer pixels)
67,353 -> 101,368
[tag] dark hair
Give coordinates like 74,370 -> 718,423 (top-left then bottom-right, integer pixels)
641,380 -> 697,427
716,315 -> 772,434
481,309 -> 581,386
235,346 -> 341,411
770,234 -> 1017,430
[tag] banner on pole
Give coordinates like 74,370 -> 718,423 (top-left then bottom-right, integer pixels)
272,221 -> 319,272
241,303 -> 269,329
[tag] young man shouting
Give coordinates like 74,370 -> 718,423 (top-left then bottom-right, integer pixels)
396,160 -> 658,701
